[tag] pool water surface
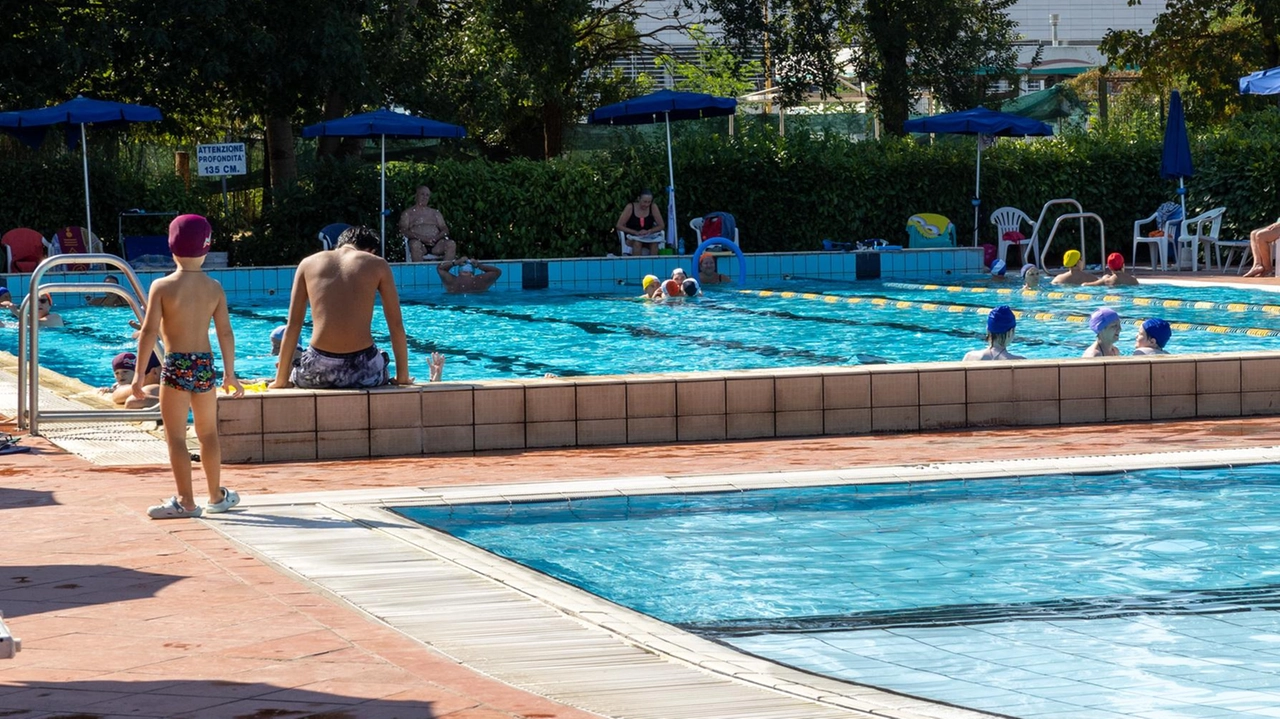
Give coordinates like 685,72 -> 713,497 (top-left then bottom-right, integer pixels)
399,464 -> 1280,719
9,278 -> 1280,389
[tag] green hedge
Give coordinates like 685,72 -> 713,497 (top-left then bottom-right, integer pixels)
4,112 -> 1279,267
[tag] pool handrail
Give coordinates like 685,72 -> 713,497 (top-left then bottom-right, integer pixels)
1030,198 -> 1084,269
1038,210 -> 1105,271
18,254 -> 160,435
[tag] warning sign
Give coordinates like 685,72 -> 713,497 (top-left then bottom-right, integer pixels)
196,143 -> 247,177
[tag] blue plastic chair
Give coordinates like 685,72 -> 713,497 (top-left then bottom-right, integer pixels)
318,223 -> 351,250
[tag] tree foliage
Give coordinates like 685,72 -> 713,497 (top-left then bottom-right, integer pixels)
1100,0 -> 1280,124
702,0 -> 1026,135
655,25 -> 763,97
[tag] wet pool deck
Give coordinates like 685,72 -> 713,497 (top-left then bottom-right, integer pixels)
5,267 -> 1280,718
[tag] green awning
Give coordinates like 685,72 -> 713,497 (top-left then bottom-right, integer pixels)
1001,84 -> 1087,122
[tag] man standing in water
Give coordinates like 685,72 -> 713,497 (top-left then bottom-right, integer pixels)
271,226 -> 413,389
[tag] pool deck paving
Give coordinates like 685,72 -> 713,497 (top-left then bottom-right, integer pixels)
6,412 -> 1280,718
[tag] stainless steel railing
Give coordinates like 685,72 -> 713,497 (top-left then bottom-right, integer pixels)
17,254 -> 162,435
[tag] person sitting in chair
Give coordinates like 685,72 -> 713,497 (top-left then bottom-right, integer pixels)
398,185 -> 454,263
615,189 -> 665,256
1243,219 -> 1280,278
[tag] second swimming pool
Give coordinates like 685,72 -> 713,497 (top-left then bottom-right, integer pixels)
399,463 -> 1280,719
9,277 -> 1280,389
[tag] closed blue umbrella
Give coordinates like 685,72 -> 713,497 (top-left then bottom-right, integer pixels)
1239,67 -> 1280,95
302,109 -> 466,255
589,90 -> 737,250
904,107 -> 1054,246
1160,90 -> 1193,220
0,96 -> 163,238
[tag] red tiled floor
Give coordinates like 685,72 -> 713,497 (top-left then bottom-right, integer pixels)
5,406 -> 1280,717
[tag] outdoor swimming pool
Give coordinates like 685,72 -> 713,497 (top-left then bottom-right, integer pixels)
8,278 -> 1280,389
399,463 -> 1280,719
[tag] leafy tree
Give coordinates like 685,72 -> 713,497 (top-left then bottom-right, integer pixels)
846,0 -> 1025,134
376,0 -> 687,159
655,24 -> 763,96
1100,0 -> 1280,124
702,0 -> 1026,136
0,0 -> 115,107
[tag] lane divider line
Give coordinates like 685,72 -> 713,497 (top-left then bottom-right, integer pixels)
881,281 -> 1280,315
737,289 -> 1280,338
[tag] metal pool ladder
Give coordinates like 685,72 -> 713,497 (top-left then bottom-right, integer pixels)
1034,198 -> 1105,270
17,254 -> 162,435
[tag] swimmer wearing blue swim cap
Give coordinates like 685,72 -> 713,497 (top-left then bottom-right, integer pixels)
962,305 -> 1023,361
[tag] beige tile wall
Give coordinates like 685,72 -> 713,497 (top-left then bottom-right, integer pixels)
217,353 -> 1280,463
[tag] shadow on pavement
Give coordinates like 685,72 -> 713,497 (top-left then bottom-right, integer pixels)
0,678 -> 442,718
0,565 -> 183,617
0,486 -> 58,509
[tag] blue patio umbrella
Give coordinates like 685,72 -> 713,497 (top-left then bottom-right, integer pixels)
302,109 -> 467,256
0,96 -> 163,239
904,107 -> 1054,246
589,90 -> 737,250
1239,67 -> 1280,95
1161,90 -> 1193,220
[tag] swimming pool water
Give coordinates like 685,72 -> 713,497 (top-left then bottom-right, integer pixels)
9,277 -> 1280,389
399,464 -> 1280,719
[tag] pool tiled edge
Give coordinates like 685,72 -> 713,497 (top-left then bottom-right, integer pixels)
218,352 -> 1280,463
2,247 -> 983,306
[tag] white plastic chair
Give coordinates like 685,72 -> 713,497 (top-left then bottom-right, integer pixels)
1177,207 -> 1226,273
1132,211 -> 1182,271
688,217 -> 742,251
990,207 -> 1037,268
617,229 -> 667,256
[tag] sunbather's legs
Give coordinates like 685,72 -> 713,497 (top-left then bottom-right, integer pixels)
1244,222 -> 1280,277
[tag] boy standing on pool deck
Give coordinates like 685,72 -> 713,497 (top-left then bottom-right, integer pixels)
133,214 -> 244,519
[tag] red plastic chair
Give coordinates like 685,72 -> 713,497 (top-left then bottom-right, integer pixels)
1,229 -> 50,273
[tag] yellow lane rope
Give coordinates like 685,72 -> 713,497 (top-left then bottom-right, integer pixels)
737,288 -> 1280,338
881,281 -> 1280,315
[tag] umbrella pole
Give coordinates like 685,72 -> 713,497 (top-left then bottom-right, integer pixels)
380,134 -> 387,258
973,140 -> 981,246
81,124 -> 92,239
665,112 -> 676,249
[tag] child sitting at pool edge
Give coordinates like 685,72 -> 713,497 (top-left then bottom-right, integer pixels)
133,214 -> 244,519
103,351 -> 162,408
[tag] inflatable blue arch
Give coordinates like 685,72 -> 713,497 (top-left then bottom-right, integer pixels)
691,238 -> 746,287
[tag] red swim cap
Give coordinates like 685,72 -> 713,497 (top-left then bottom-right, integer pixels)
1107,252 -> 1125,271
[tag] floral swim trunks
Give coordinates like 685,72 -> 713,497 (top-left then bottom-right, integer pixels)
290,345 -> 389,389
161,352 -> 217,393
